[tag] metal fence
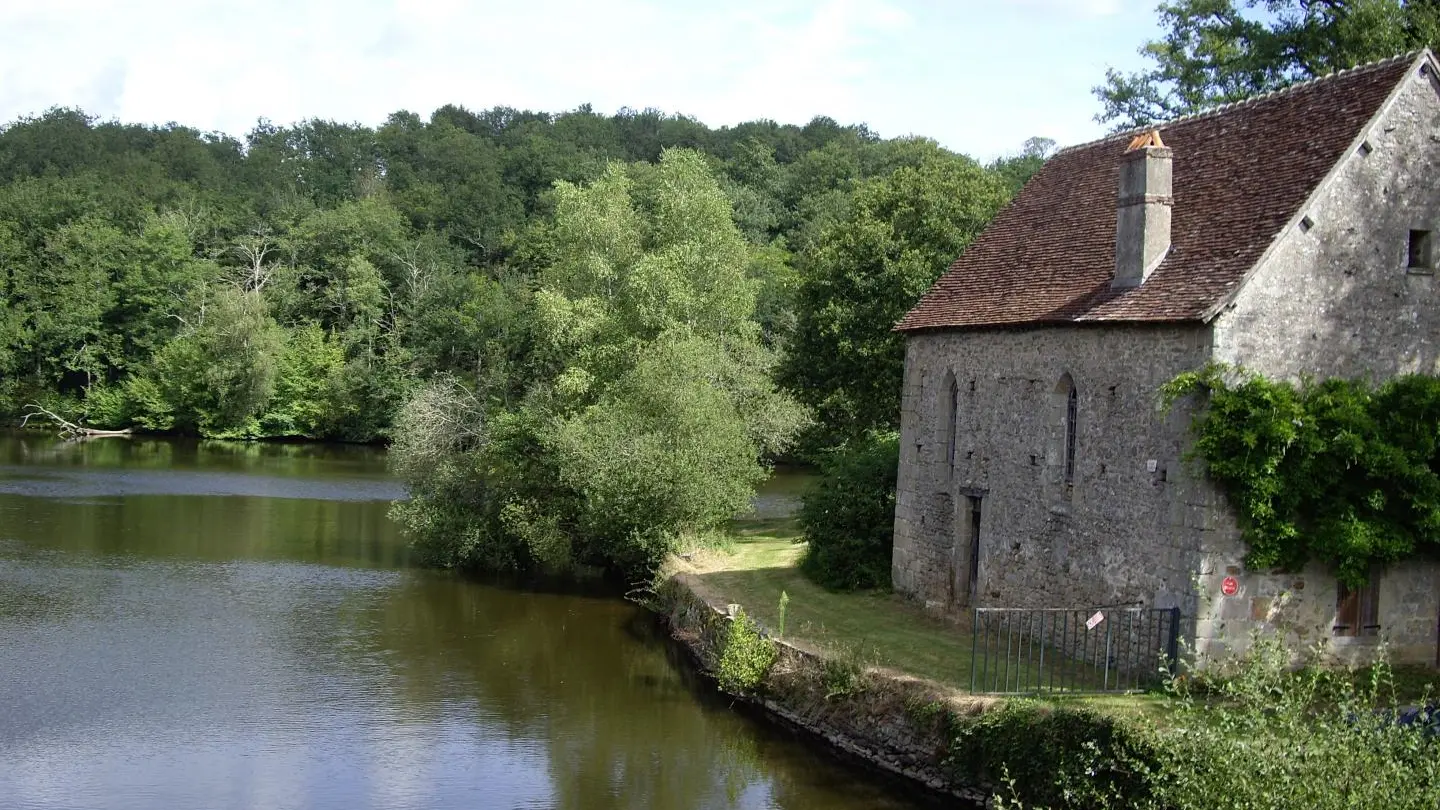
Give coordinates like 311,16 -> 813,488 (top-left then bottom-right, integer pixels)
969,605 -> 1181,694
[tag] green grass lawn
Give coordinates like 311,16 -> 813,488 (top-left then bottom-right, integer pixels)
678,515 -> 1438,713
677,516 -> 1173,711
681,516 -> 993,692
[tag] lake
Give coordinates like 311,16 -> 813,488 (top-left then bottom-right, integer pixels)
0,435 -> 929,810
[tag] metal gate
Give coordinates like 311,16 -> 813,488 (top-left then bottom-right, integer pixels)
969,606 -> 1181,694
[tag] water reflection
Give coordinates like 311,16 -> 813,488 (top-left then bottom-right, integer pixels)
0,434 -> 927,810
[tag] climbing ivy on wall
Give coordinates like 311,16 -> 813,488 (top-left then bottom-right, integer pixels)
1163,364 -> 1440,587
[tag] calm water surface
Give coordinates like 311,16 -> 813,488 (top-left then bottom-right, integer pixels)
0,435 -> 925,810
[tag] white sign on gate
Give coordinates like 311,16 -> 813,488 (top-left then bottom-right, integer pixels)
1085,610 -> 1105,630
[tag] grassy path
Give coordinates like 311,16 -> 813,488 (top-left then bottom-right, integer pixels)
677,516 -> 982,691
673,514 -> 1177,716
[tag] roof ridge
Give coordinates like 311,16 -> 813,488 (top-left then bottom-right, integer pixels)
1058,49 -> 1429,157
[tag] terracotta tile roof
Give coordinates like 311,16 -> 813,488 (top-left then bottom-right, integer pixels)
896,52 -> 1425,332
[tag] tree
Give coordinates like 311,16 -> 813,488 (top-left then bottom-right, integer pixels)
798,431 -> 900,590
377,114 -> 522,259
0,97 -> 1015,451
257,322 -> 346,438
1095,0 -> 1440,129
989,136 -> 1056,195
390,149 -> 807,577
138,286 -> 284,435
785,155 -> 1011,443
108,214 -> 216,368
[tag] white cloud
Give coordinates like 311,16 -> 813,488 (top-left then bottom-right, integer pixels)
0,0 -> 1145,159
0,0 -> 904,133
1003,0 -> 1123,16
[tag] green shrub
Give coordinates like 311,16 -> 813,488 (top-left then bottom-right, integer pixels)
716,608 -> 778,695
80,384 -> 133,429
951,702 -> 1160,809
820,652 -> 866,700
798,431 -> 899,590
965,635 -> 1440,810
903,697 -> 949,728
1164,364 -> 1440,585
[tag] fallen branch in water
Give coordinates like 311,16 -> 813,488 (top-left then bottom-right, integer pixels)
19,404 -> 133,441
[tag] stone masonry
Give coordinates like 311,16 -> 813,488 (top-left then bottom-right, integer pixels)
893,54 -> 1440,669
893,325 -> 1213,621
1199,60 -> 1440,665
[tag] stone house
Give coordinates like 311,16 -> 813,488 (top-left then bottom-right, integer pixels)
891,51 -> 1440,667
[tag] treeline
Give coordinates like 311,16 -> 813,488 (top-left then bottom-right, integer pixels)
0,105 -> 1044,444
0,103 -> 1043,576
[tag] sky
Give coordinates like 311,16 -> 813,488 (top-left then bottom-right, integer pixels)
0,0 -> 1163,162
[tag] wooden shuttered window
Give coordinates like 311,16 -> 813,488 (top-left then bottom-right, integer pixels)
1334,570 -> 1381,637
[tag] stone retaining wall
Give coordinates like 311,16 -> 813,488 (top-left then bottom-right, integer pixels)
653,574 -> 995,807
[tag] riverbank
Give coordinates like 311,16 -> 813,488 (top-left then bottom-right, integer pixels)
653,515 -> 1170,804
652,567 -> 992,804
655,544 -> 1166,807
655,513 -> 1014,803
655,515 -> 1440,809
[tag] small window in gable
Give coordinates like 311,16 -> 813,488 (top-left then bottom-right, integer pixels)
1408,229 -> 1433,272
1334,570 -> 1381,637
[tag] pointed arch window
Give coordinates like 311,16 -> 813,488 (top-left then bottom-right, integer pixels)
1063,382 -> 1078,494
945,374 -> 960,476
1050,373 -> 1078,500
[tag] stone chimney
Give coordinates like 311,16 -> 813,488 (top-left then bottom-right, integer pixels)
1113,130 -> 1172,288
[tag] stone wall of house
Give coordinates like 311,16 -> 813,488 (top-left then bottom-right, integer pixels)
893,64 -> 1440,668
1200,59 -> 1440,666
1213,62 -> 1440,380
1191,557 -> 1440,667
892,324 -> 1214,622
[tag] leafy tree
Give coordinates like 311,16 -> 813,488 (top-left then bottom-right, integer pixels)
785,154 -> 1011,442
388,376 -> 510,568
284,120 -> 382,207
390,150 -> 807,577
524,151 -> 806,559
549,333 -> 775,572
108,214 -> 216,369
270,197 -> 407,330
137,286 -> 284,436
1096,0 -> 1440,129
378,113 -> 522,258
746,241 -> 801,347
0,108 -> 105,181
17,216 -> 121,388
717,138 -> 785,245
777,139 -> 864,248
258,323 -> 346,438
798,431 -> 900,590
989,136 -> 1056,195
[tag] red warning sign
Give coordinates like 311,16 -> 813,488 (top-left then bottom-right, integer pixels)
1221,576 -> 1239,597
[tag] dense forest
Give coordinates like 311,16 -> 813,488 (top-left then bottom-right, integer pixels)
0,103 -> 1042,576
0,105 -> 1043,443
